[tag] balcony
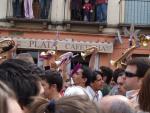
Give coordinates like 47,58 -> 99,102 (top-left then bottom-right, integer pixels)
0,0 -> 108,33
119,0 -> 150,27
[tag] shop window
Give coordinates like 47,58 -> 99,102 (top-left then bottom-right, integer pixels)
8,0 -> 52,19
70,0 -> 108,22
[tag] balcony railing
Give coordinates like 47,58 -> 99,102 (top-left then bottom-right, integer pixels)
119,0 -> 150,25
6,0 -> 108,24
6,0 -> 52,20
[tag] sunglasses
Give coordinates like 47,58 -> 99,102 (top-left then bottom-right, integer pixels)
125,71 -> 137,77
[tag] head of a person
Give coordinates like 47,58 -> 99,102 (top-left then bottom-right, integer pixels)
16,53 -> 35,64
40,70 -> 63,100
112,68 -> 126,95
72,64 -> 92,87
139,68 -> 150,112
113,68 -> 125,84
100,66 -> 113,85
0,81 -> 23,113
91,70 -> 104,91
117,73 -> 126,96
29,95 -> 99,113
0,59 -> 42,112
124,58 -> 150,91
99,95 -> 135,113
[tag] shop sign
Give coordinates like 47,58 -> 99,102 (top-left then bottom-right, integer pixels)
0,37 -> 112,53
15,38 -> 113,53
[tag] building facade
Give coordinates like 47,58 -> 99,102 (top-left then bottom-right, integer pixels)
0,0 -> 149,69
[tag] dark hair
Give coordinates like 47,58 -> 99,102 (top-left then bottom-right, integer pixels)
100,66 -> 113,84
91,70 -> 103,83
29,96 -> 99,113
29,64 -> 45,77
40,70 -> 63,92
127,58 -> 150,78
139,68 -> 150,112
113,68 -> 125,83
81,66 -> 92,86
0,59 -> 40,108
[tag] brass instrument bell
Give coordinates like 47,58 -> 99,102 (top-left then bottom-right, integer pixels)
81,46 -> 98,60
40,50 -> 56,59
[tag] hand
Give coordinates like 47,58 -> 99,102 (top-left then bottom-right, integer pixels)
90,10 -> 93,13
93,47 -> 98,54
59,59 -> 70,73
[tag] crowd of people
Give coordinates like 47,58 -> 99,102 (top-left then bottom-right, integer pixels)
10,0 -> 107,22
0,43 -> 150,113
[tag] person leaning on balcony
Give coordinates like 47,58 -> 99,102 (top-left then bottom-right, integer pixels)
24,0 -> 34,19
70,0 -> 82,20
96,0 -> 108,22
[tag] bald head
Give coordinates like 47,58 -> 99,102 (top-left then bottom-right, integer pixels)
99,95 -> 135,113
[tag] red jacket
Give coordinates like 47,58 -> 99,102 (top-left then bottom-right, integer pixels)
96,0 -> 108,4
83,3 -> 93,12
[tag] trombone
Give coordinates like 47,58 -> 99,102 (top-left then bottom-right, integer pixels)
110,34 -> 150,68
110,45 -> 137,68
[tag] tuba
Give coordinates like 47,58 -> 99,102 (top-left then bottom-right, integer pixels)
81,46 -> 98,60
55,52 -> 78,66
0,38 -> 16,60
40,50 -> 56,59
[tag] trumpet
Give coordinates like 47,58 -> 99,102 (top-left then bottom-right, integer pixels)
55,52 -> 78,66
110,45 -> 137,68
81,46 -> 98,60
40,50 -> 56,59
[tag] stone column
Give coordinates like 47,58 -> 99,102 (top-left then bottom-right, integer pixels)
107,0 -> 120,25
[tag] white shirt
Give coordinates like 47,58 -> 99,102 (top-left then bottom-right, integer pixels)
85,86 -> 103,104
64,86 -> 87,96
126,90 -> 140,111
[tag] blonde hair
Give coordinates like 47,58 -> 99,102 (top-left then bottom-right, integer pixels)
29,96 -> 100,113
0,81 -> 16,113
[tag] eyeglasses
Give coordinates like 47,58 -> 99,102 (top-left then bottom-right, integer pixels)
125,71 -> 137,77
